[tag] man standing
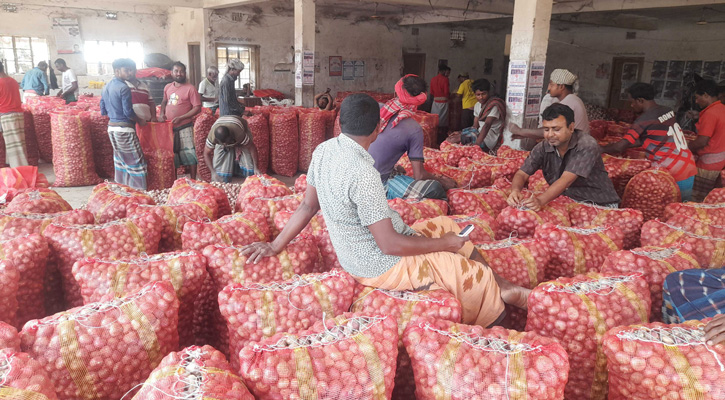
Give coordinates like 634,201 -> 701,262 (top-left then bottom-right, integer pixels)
159,62 -> 201,179
54,58 -> 78,104
602,83 -> 697,200
689,80 -> 725,202
510,69 -> 590,139
203,115 -> 259,182
219,59 -> 245,117
20,61 -> 49,99
508,103 -> 619,210
369,75 -> 456,200
100,58 -> 148,190
242,93 -> 530,328
198,66 -> 219,114
454,73 -> 476,129
430,65 -> 451,142
0,61 -> 28,167
126,62 -> 156,123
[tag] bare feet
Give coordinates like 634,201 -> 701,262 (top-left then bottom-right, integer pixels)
494,273 -> 531,310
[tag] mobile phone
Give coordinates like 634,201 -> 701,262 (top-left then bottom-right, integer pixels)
458,224 -> 475,237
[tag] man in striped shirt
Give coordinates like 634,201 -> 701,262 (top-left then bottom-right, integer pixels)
602,82 -> 697,201
203,115 -> 259,182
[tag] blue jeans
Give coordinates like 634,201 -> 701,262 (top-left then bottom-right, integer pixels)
677,176 -> 694,202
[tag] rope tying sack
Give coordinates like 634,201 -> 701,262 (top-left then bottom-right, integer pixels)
543,274 -> 641,295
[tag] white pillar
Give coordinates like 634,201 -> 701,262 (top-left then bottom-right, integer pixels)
504,0 -> 553,150
294,0 -> 315,107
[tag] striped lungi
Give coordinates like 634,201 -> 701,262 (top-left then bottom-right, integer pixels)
173,124 -> 198,167
662,268 -> 725,324
0,112 -> 28,167
384,174 -> 446,200
108,126 -> 148,190
693,168 -> 721,202
431,98 -> 449,127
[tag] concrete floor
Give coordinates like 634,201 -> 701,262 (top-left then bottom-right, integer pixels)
39,162 -> 301,209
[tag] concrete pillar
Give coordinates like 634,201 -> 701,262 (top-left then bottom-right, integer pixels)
203,9 -> 215,70
294,0 -> 315,107
503,0 -> 553,150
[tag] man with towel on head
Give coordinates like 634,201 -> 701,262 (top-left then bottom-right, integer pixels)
368,74 -> 456,200
510,68 -> 590,139
203,115 -> 259,182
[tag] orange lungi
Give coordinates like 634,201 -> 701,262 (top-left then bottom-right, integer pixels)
354,216 -> 505,327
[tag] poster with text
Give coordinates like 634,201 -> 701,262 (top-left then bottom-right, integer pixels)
508,60 -> 528,86
528,61 -> 545,89
52,18 -> 82,54
507,86 -> 526,116
354,61 -> 365,77
343,61 -> 354,80
329,56 -> 342,77
525,89 -> 542,118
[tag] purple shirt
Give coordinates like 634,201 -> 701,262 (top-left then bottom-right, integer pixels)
368,117 -> 425,182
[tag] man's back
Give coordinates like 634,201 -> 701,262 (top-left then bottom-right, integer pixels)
0,77 -> 22,113
560,94 -> 590,134
430,74 -> 449,98
368,118 -> 424,182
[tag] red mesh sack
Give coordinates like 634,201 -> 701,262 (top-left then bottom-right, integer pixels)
0,260 -> 18,327
351,289 -> 462,400
169,177 -> 232,217
602,154 -> 653,196
601,246 -> 700,322
235,174 -> 292,212
72,251 -> 207,348
527,169 -> 549,192
269,111 -> 299,177
0,322 -> 19,351
239,313 -> 398,400
395,154 -> 413,176
88,110 -> 114,179
240,194 -> 302,234
245,113 -> 270,174
19,282 -> 179,400
411,112 -> 439,148
640,219 -> 725,269
0,349 -> 59,399
404,318 -> 569,400
4,188 -> 71,213
333,112 -> 341,137
220,269 -> 356,368
660,213 -> 725,237
440,141 -> 485,165
589,120 -> 608,140
448,188 -> 508,218
705,188 -> 725,203
298,110 -> 326,171
495,205 -> 571,239
192,111 -> 217,182
273,211 -> 338,269
28,98 -> 64,162
0,234 -> 48,327
0,209 -> 93,240
603,320 -> 725,400
128,199 -> 217,252
181,212 -> 270,251
295,174 -> 307,194
49,109 -> 101,187
497,145 -> 529,158
42,213 -> 163,307
534,224 -> 624,279
87,182 -> 156,223
664,202 -> 725,225
22,108 -> 39,166
131,345 -> 254,400
569,202 -> 644,249
526,273 -> 651,400
417,213 -> 496,244
621,169 -> 681,221
387,198 -> 448,225
137,122 -> 176,190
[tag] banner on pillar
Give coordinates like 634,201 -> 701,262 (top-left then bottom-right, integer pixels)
303,51 -> 315,86
295,52 -> 303,88
529,61 -> 546,89
506,60 -> 528,116
525,88 -> 542,118
508,60 -> 528,86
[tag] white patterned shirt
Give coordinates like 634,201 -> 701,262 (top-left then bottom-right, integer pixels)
307,134 -> 415,278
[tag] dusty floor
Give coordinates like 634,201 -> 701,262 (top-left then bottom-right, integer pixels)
39,162 -> 301,209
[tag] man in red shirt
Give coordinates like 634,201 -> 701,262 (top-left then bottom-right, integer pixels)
690,80 -> 725,201
430,65 -> 450,143
602,82 -> 697,200
160,62 -> 201,179
0,61 -> 28,167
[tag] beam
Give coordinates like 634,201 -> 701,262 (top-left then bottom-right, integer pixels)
553,13 -> 659,30
399,10 -> 506,25
552,0 -> 725,14
203,0 -> 267,10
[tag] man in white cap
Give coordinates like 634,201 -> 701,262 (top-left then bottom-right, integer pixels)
219,59 -> 245,117
510,68 -> 590,139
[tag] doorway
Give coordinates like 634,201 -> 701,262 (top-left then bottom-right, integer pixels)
403,53 -> 426,80
188,43 -> 202,89
608,57 -> 644,109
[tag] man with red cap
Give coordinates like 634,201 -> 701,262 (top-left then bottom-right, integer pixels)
368,74 -> 456,200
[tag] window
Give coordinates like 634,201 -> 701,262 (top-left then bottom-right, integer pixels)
0,36 -> 49,74
84,41 -> 143,75
217,45 -> 259,90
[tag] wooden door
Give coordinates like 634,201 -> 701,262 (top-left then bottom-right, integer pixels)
403,53 -> 426,80
608,57 -> 644,109
188,43 -> 201,89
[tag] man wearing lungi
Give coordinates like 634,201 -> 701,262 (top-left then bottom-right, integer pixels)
242,93 -> 530,328
100,58 -> 148,190
202,115 -> 259,182
160,62 -> 201,179
0,61 -> 28,167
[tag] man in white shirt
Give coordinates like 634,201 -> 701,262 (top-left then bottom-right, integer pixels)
510,68 -> 590,139
198,66 -> 219,114
54,58 -> 78,104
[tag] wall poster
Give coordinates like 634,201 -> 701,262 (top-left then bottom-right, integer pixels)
52,18 -> 82,54
342,61 -> 354,80
329,56 -> 342,76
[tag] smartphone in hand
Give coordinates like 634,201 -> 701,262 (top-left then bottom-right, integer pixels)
458,224 -> 475,237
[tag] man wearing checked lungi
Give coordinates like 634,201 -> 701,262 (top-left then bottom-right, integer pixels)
203,115 -> 260,182
100,58 -> 149,190
160,62 -> 201,179
243,93 -> 530,328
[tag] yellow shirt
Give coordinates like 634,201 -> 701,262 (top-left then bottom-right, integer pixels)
457,79 -> 477,110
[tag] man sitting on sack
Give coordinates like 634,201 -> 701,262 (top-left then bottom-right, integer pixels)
203,115 -> 260,182
242,93 -> 530,329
